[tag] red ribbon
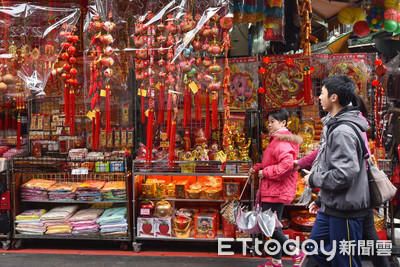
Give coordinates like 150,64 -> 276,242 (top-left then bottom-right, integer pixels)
146,109 -> 154,163
212,92 -> 218,130
17,114 -> 21,150
106,85 -> 111,135
195,90 -> 201,122
141,95 -> 145,124
95,110 -> 101,151
70,89 -> 75,135
167,92 -> 172,138
65,84 -> 70,126
205,91 -> 210,140
92,115 -> 96,151
183,87 -> 189,127
169,121 -> 176,169
158,84 -> 165,124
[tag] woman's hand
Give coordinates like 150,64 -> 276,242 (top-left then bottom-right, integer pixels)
308,201 -> 320,214
293,160 -> 300,171
258,169 -> 263,178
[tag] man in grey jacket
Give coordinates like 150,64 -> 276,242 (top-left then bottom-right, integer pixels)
303,74 -> 370,267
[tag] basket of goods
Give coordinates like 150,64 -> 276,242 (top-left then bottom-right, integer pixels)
154,200 -> 172,218
173,210 -> 194,238
186,182 -> 202,199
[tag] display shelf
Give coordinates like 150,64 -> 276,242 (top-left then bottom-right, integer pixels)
14,233 -> 130,241
137,197 -> 225,203
135,235 -> 224,242
21,199 -> 127,204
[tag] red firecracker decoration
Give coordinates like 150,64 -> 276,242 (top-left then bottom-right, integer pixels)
211,91 -> 218,130
158,84 -> 165,124
195,90 -> 201,121
205,90 -> 210,139
146,107 -> 154,163
167,92 -> 172,138
17,114 -> 21,150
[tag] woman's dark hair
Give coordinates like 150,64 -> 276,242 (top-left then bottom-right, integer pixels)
267,108 -> 289,122
322,74 -> 356,107
351,93 -> 368,118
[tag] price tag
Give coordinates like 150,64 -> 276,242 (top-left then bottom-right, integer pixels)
189,81 -> 199,94
100,89 -> 106,97
140,208 -> 151,216
138,89 -> 147,97
86,111 -> 94,120
160,141 -> 170,148
72,167 -> 89,175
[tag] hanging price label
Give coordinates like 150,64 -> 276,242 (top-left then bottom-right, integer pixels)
71,167 -> 89,175
86,111 -> 95,120
155,82 -> 161,90
189,81 -> 199,94
216,151 -> 227,163
100,89 -> 106,97
137,89 -> 147,97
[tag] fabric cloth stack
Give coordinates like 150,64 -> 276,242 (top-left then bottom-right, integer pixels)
15,209 -> 47,235
21,179 -> 56,201
97,207 -> 128,236
40,206 -> 78,235
48,182 -> 79,201
76,181 -> 105,201
101,181 -> 126,201
69,208 -> 104,236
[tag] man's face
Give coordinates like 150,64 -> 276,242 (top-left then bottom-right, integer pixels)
319,86 -> 333,112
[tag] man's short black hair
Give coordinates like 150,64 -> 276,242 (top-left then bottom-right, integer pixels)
322,74 -> 356,107
267,108 -> 289,122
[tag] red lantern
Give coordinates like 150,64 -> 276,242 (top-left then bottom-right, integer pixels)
258,87 -> 265,94
375,59 -> 383,66
384,8 -> 398,21
353,21 -> 370,38
258,67 -> 266,74
262,57 -> 271,64
69,57 -> 77,64
67,46 -> 77,55
61,52 -> 69,60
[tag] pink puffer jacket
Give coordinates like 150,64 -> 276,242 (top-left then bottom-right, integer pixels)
253,130 -> 302,204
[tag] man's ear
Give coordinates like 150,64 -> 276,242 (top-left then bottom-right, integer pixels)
330,93 -> 339,103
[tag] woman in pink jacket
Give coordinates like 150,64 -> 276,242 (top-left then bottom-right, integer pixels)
249,108 -> 305,267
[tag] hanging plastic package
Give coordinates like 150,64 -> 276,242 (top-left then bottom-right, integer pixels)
0,3 -> 80,97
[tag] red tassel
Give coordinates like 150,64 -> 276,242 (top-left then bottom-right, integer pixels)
4,109 -> 8,130
187,88 -> 191,125
169,121 -> 176,169
105,85 -> 111,134
141,95 -> 145,124
146,109 -> 154,163
205,91 -> 210,140
195,90 -> 201,121
65,84 -> 70,126
70,89 -> 75,136
17,114 -> 21,150
92,115 -> 96,151
183,87 -> 188,127
158,84 -> 165,124
212,92 -> 218,130
95,110 -> 100,151
167,92 -> 172,138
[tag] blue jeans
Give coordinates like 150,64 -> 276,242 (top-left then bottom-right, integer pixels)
307,212 -> 364,267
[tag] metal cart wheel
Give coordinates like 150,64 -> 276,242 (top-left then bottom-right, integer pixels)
132,242 -> 141,253
1,240 -> 10,250
120,242 -> 129,251
12,239 -> 22,249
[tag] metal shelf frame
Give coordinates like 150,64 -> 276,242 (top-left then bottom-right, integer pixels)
10,157 -> 132,249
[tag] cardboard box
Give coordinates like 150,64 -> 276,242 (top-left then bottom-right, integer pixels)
154,217 -> 172,238
137,217 -> 154,237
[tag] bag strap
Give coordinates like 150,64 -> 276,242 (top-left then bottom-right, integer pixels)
327,121 -> 369,160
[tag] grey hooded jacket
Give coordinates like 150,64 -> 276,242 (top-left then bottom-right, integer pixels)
309,107 -> 370,218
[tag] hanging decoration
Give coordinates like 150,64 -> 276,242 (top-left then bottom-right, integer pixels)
261,54 -> 313,109
52,24 -> 79,136
87,11 -> 116,151
299,0 -> 317,57
372,58 -> 386,159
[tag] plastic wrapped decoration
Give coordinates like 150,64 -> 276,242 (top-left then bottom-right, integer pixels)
84,1 -> 133,151
131,0 -> 232,166
0,3 -> 80,97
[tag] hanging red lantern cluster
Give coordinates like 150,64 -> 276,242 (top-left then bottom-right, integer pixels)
132,8 -> 232,168
87,13 -> 116,151
52,24 -> 79,136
